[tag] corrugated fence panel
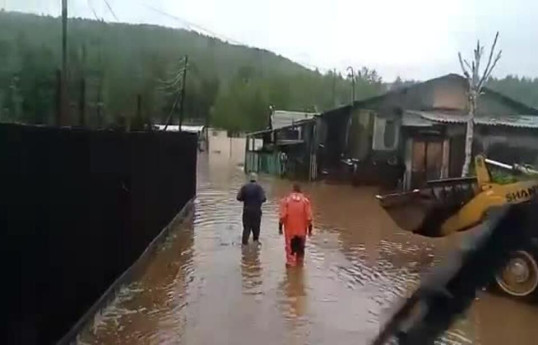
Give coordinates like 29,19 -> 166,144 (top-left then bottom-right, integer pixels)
0,124 -> 197,344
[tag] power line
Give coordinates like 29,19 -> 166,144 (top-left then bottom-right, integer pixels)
87,0 -> 326,76
103,0 -> 118,21
84,0 -> 324,74
87,0 -> 101,21
140,2 -> 326,72
157,57 -> 187,93
142,3 -> 241,45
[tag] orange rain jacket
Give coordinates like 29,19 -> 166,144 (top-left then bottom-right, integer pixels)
279,192 -> 312,237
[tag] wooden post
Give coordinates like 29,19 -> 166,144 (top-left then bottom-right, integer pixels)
441,138 -> 450,178
137,94 -> 142,119
178,55 -> 188,131
347,66 -> 355,103
134,94 -> 143,131
332,68 -> 336,107
62,0 -> 68,74
244,136 -> 249,173
404,137 -> 413,191
60,0 -> 69,126
55,69 -> 62,125
96,76 -> 103,128
78,78 -> 86,126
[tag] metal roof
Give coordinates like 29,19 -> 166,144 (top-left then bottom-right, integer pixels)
477,116 -> 538,128
405,111 -> 538,129
402,111 -> 435,127
246,117 -> 316,138
271,110 -> 317,130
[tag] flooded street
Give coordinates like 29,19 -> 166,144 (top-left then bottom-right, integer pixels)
78,142 -> 538,345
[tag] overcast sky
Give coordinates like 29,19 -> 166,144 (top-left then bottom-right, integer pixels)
4,0 -> 538,81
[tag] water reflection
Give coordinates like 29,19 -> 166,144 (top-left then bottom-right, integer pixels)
279,267 -> 307,321
241,245 -> 263,294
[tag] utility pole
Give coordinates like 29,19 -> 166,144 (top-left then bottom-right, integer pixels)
78,78 -> 86,126
62,0 -> 67,74
178,55 -> 189,132
332,68 -> 336,107
136,94 -> 143,130
96,48 -> 104,128
58,0 -> 69,126
347,66 -> 355,103
96,77 -> 103,128
137,94 -> 142,120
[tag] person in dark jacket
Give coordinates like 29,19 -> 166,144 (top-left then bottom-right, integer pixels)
237,173 -> 266,245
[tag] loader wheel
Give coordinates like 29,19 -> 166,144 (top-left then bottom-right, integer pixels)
495,250 -> 538,298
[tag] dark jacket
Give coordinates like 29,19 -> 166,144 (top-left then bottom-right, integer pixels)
237,182 -> 266,211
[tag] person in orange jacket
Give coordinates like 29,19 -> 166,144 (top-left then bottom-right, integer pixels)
279,183 -> 313,267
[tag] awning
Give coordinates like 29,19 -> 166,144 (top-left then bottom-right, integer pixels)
405,111 -> 538,129
402,111 -> 435,127
246,117 -> 317,138
271,110 -> 318,130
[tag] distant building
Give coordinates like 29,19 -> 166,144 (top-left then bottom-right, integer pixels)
207,129 -> 246,166
245,109 -> 318,180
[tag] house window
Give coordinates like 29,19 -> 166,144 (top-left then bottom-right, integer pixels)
384,120 -> 396,148
373,116 -> 399,151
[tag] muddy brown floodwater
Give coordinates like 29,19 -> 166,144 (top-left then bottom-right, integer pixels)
78,148 -> 538,345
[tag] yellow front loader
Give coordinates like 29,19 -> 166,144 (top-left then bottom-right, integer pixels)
377,155 -> 538,298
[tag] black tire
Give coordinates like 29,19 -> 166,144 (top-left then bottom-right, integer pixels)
494,245 -> 538,300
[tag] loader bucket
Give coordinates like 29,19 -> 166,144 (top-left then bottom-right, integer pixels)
376,177 -> 478,237
376,189 -> 437,234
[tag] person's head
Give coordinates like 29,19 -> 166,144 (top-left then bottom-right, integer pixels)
292,183 -> 301,193
249,172 -> 258,182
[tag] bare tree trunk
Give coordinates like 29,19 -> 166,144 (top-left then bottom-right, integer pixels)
458,32 -> 501,177
461,93 -> 475,176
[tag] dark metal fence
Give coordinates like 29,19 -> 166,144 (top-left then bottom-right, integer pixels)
0,124 -> 197,344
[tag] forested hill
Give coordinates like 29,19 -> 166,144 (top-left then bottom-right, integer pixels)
487,77 -> 538,111
0,11 -> 384,131
2,11 -> 537,131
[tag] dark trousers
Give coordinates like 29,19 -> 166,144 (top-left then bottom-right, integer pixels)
290,236 -> 305,257
242,209 -> 261,245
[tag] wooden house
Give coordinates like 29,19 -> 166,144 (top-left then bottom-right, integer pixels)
317,74 -> 538,190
